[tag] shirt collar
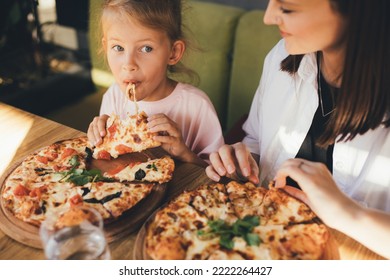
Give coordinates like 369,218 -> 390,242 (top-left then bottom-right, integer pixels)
297,52 -> 318,84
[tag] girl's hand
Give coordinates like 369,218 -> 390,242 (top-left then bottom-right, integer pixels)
87,114 -> 110,147
206,142 -> 259,184
273,158 -> 352,229
147,114 -> 203,165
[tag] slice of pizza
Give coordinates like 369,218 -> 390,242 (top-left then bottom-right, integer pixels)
104,156 -> 175,184
81,181 -> 155,219
189,183 -> 237,224
2,181 -> 84,226
12,137 -> 92,183
226,181 -> 268,219
259,187 -> 317,225
145,199 -> 209,260
92,112 -> 161,160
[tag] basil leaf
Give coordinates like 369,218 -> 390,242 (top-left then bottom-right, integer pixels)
245,233 -> 261,246
219,234 -> 234,250
242,215 -> 260,227
68,155 -> 80,168
199,215 -> 261,250
68,174 -> 91,186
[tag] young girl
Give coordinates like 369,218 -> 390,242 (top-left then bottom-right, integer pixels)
87,0 -> 224,166
206,0 -> 390,257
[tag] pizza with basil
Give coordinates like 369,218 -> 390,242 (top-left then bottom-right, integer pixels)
1,136 -> 174,227
144,181 -> 333,260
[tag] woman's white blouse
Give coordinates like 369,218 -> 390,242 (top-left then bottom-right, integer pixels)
243,40 -> 390,212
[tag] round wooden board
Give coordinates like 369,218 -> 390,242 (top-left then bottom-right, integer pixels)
0,138 -> 168,249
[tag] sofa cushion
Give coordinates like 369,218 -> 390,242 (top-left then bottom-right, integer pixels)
226,10 -> 280,131
88,0 -> 115,87
174,1 -> 244,129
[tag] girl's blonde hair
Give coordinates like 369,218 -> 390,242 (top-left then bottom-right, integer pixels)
100,0 -> 198,82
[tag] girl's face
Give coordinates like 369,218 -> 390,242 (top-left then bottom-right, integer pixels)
102,15 -> 184,101
264,0 -> 347,55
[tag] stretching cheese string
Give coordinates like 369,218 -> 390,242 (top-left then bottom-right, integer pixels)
126,83 -> 139,115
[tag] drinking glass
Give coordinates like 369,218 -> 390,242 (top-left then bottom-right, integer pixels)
39,206 -> 111,260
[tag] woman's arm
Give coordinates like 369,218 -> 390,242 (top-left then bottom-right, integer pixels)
274,158 -> 390,259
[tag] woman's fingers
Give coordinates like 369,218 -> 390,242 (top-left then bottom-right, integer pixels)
209,149 -> 228,177
207,143 -> 259,184
281,185 -> 310,205
205,165 -> 221,182
232,143 -> 250,177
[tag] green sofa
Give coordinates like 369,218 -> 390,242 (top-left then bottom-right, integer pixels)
88,0 -> 280,135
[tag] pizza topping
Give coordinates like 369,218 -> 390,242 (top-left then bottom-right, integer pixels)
85,147 -> 93,161
135,169 -> 146,180
34,167 -> 52,176
147,163 -> 158,171
69,194 -> 83,206
36,155 -> 49,164
56,156 -> 114,186
115,144 -> 133,154
84,191 -> 122,205
13,184 -> 30,196
132,134 -> 142,144
97,150 -> 111,160
197,215 -> 261,250
107,123 -> 117,135
61,148 -> 77,159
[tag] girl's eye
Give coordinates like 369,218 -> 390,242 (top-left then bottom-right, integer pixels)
140,46 -> 153,53
280,7 -> 293,14
113,45 -> 124,52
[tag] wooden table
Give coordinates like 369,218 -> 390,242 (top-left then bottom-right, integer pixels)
0,102 -> 384,260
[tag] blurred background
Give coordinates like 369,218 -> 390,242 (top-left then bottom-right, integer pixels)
0,0 -> 269,132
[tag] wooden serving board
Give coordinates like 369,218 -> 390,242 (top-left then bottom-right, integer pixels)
0,140 -> 168,249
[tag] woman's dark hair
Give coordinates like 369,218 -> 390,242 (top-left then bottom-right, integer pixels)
281,0 -> 390,146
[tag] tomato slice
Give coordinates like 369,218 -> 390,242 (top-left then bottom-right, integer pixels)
13,184 -> 30,196
115,144 -> 133,155
97,150 -> 111,160
61,148 -> 77,159
36,155 -> 49,164
69,194 -> 83,206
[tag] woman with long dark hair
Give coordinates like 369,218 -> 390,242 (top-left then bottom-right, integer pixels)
206,0 -> 390,258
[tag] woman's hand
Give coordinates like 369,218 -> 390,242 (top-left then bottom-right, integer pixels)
273,158 -> 353,229
206,142 -> 259,184
87,114 -> 110,147
147,114 -> 205,165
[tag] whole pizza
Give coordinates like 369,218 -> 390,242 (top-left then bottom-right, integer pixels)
1,113 -> 175,229
144,181 -> 336,260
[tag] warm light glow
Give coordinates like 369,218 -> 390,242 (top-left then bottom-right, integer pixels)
0,110 -> 34,177
91,69 -> 115,88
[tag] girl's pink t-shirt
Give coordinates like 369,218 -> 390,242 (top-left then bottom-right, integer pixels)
99,82 -> 224,159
